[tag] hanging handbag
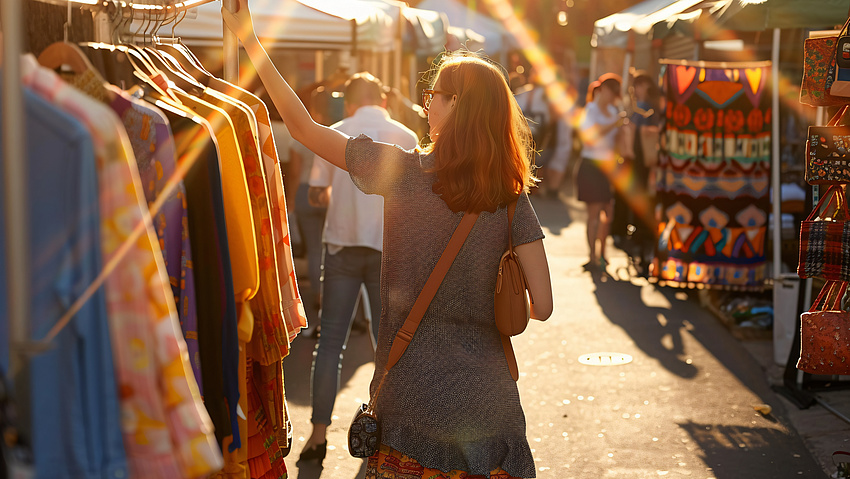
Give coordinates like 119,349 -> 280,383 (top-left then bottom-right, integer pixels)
494,200 -> 535,382
797,185 -> 850,281
348,212 -> 479,458
801,18 -> 850,107
806,105 -> 850,185
832,18 -> 850,98
797,280 -> 850,375
495,200 -> 533,337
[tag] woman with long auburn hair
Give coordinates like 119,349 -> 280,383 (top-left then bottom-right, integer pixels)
224,2 -> 553,477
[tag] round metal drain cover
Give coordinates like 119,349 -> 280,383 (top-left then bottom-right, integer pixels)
578,352 -> 633,366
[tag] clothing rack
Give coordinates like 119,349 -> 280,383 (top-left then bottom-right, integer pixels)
1,0 -> 236,376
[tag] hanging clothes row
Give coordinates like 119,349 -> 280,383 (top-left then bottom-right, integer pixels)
0,14 -> 307,479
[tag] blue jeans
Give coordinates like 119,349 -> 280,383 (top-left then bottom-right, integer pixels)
310,246 -> 382,425
295,183 -> 326,318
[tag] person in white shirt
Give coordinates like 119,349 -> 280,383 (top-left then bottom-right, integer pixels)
577,75 -> 626,272
300,72 -> 419,462
515,69 -> 574,198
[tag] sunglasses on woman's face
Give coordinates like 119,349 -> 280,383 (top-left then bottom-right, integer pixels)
421,89 -> 452,113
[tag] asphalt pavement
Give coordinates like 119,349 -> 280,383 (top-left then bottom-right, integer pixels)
281,192 -> 828,479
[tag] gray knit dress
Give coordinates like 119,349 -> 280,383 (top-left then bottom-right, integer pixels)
346,135 -> 545,478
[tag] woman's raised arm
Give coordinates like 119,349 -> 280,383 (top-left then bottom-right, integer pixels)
222,0 -> 349,170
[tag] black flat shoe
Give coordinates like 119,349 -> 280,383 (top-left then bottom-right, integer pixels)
298,441 -> 327,463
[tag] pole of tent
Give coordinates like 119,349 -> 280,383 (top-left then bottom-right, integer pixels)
771,28 -> 781,284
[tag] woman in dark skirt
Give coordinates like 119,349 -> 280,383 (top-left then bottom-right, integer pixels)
577,76 -> 626,271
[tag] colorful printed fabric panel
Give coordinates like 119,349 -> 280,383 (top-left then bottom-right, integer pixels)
246,359 -> 288,479
366,444 -> 520,479
214,80 -> 307,342
22,57 -> 224,478
200,90 -> 291,365
107,86 -> 202,391
651,63 -> 771,290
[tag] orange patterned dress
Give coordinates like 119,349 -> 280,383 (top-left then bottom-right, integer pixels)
367,445 -> 522,479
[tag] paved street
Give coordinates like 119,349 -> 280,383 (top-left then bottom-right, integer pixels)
282,193 -> 826,479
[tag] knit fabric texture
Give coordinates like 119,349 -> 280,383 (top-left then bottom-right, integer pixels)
346,135 -> 544,478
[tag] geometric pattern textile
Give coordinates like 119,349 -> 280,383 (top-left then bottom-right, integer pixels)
651,61 -> 772,290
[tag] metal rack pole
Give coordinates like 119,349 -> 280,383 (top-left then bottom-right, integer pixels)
3,0 -> 32,377
222,0 -> 238,84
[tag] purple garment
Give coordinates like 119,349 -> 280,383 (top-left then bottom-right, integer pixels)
108,87 -> 202,391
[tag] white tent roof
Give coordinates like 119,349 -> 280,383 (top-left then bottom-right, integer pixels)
173,0 -> 394,51
417,0 -> 515,53
300,0 -> 394,51
592,0 -> 704,49
364,0 -> 450,56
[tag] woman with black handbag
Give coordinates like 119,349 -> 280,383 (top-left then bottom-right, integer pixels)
223,1 -> 553,477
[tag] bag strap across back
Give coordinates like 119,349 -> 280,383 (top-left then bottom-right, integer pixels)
385,211 -> 480,371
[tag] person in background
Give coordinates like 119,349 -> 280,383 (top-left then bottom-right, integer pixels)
577,75 -> 626,272
625,73 -> 661,275
514,69 -> 556,196
292,87 -> 330,336
222,1 -> 553,476
538,67 -> 574,198
300,72 -> 419,463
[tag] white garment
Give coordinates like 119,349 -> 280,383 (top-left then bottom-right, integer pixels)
547,116 -> 574,173
292,140 -> 315,185
579,100 -> 620,161
271,121 -> 292,163
309,105 -> 418,254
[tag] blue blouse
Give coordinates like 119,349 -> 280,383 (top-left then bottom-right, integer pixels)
0,87 -> 127,479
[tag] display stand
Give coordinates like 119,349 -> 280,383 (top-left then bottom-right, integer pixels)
772,30 -> 850,424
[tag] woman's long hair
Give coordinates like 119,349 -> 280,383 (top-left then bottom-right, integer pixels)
424,53 -> 536,213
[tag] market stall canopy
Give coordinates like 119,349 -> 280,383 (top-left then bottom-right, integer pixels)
447,25 -> 486,52
173,0 -> 395,51
655,0 -> 850,39
592,0 -> 705,49
300,0 -> 395,50
365,0 -> 450,56
417,0 -> 516,53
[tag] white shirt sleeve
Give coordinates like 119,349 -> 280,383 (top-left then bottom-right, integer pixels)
580,102 -> 601,133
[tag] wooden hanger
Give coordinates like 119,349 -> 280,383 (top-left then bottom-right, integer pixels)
37,42 -> 98,75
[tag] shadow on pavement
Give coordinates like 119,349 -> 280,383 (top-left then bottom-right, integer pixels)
678,421 -> 828,479
591,270 -> 793,419
591,273 -> 699,379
